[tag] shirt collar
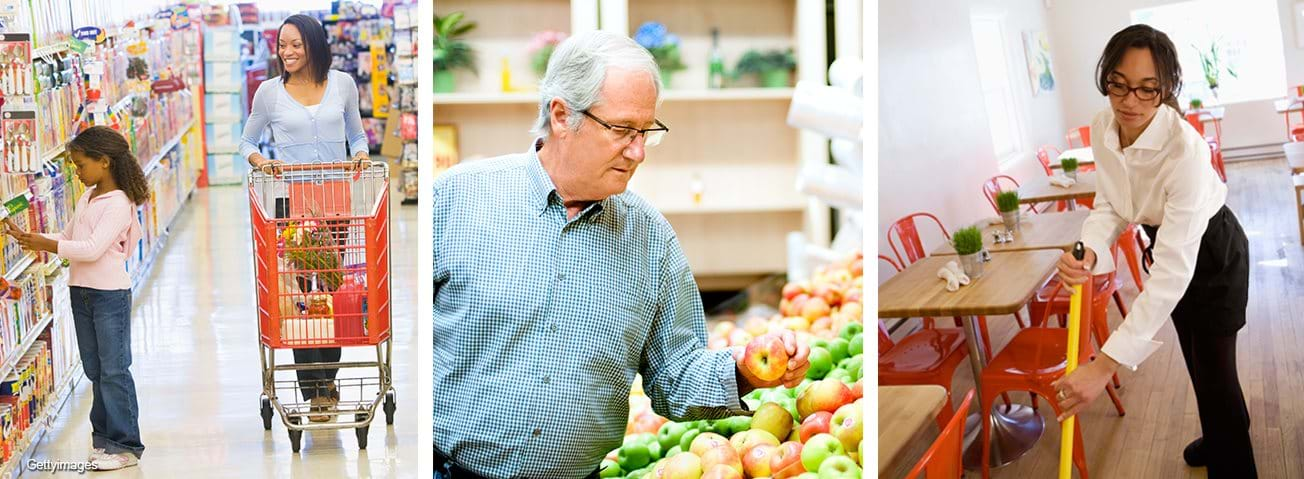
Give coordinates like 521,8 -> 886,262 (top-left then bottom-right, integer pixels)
525,138 -> 609,221
1107,104 -> 1174,152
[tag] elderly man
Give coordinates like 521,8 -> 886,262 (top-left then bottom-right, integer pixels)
433,31 -> 811,478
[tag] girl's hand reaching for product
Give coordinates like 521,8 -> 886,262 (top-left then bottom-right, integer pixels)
3,218 -> 56,253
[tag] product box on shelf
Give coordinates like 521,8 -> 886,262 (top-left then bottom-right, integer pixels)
205,121 -> 243,151
0,109 -> 37,174
206,153 -> 248,185
204,59 -> 243,92
202,26 -> 241,62
203,91 -> 245,121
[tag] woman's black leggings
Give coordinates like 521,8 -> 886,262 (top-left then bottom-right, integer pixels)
1172,321 -> 1256,477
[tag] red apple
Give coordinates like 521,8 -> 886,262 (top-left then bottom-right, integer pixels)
770,441 -> 806,478
701,464 -> 743,479
662,451 -> 703,479
830,402 -> 863,453
730,429 -> 780,455
844,288 -> 863,304
728,329 -> 753,347
782,282 -> 807,301
743,335 -> 790,382
690,433 -> 731,456
790,294 -> 811,316
801,297 -> 832,322
849,380 -> 863,400
799,411 -> 834,443
699,445 -> 743,476
743,316 -> 769,337
811,284 -> 842,308
632,412 -> 668,435
796,380 -> 853,420
849,258 -> 863,277
741,444 -> 777,478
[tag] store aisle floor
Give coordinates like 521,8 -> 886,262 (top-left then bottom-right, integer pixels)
27,184 -> 418,478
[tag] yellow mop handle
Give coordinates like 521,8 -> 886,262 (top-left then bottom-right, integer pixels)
1060,242 -> 1086,479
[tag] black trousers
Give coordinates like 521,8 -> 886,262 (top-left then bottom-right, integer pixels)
1145,205 -> 1256,477
433,446 -> 599,479
275,197 -> 342,401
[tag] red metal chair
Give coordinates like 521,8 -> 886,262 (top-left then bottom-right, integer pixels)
1186,112 -> 1226,182
879,320 -> 971,430
1027,240 -> 1132,401
904,389 -> 975,479
982,175 -> 1046,215
1036,145 -> 1061,176
978,279 -> 1121,479
1066,125 -> 1091,148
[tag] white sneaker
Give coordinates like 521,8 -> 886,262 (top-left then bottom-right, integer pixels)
90,452 -> 138,472
87,448 -> 106,462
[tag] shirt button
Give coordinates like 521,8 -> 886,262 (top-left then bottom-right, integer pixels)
557,272 -> 565,281
542,376 -> 550,384
532,428 -> 541,437
550,324 -> 557,333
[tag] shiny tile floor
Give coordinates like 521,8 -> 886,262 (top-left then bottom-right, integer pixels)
25,185 -> 419,478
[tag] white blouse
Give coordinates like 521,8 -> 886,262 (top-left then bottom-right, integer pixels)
1080,104 -> 1227,370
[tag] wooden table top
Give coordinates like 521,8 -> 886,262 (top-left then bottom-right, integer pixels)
879,385 -> 949,475
1052,147 -> 1095,169
878,249 -> 1061,318
933,210 -> 1088,255
1019,172 -> 1096,204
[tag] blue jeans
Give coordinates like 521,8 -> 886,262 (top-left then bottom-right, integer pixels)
70,286 -> 144,458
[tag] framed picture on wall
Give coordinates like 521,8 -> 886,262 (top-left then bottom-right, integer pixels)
434,124 -> 460,169
1023,31 -> 1056,96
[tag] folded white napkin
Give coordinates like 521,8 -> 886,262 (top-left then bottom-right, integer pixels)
1049,175 -> 1076,188
937,267 -> 960,292
944,261 -> 971,285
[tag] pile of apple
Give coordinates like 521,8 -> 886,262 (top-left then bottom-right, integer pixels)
603,376 -> 863,479
708,252 -> 864,350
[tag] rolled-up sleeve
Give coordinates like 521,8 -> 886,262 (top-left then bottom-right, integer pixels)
240,80 -> 271,161
1101,146 -> 1211,370
639,235 -> 748,422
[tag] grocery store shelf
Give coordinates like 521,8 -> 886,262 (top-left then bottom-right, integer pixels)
0,360 -> 82,479
32,42 -> 69,58
40,143 -> 66,165
435,88 -> 794,106
5,253 -> 35,282
143,119 -> 195,176
130,179 -> 197,297
0,310 -> 54,384
628,164 -> 806,215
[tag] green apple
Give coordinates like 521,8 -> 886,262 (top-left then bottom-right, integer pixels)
599,459 -> 623,478
857,440 -> 863,467
827,338 -> 850,363
829,403 -> 863,454
809,338 -> 830,351
817,455 -> 861,479
751,402 -> 795,441
719,415 -> 752,436
618,443 -> 652,471
806,348 -> 833,379
837,322 -> 863,341
801,434 -> 845,472
796,474 -> 819,479
847,333 -> 863,357
680,429 -> 703,452
666,445 -> 683,458
825,368 -> 852,384
837,356 -> 863,381
793,379 -> 813,398
659,422 -> 690,452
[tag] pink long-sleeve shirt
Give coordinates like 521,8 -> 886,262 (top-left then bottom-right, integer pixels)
39,186 -> 142,290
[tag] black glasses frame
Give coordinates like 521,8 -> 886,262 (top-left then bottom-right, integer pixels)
1104,80 -> 1161,101
580,110 -> 669,144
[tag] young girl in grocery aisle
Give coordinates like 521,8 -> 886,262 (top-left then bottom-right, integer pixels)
4,126 -> 147,471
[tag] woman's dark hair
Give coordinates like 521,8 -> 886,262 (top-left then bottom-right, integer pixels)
1095,24 -> 1184,112
278,14 -> 332,85
67,126 -> 150,205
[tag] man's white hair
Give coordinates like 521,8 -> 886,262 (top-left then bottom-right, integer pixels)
531,30 -> 661,140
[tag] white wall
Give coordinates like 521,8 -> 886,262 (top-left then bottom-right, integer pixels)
879,0 -> 1067,246
1046,0 -> 1303,152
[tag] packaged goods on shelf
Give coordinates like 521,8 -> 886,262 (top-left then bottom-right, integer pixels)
0,338 -> 54,462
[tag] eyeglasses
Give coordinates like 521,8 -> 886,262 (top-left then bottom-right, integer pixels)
1105,81 -> 1161,101
580,110 -> 669,147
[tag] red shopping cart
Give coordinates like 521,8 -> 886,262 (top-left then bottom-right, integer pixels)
248,162 -> 395,452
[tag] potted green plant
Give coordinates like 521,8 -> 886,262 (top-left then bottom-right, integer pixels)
1189,98 -> 1203,110
996,190 -> 1021,234
528,30 -> 567,79
952,226 -> 985,279
434,12 -> 477,93
1061,157 -> 1079,180
1193,38 -> 1237,101
634,22 -> 686,88
734,49 -> 796,88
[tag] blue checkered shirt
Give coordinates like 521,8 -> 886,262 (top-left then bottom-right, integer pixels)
433,141 -> 747,478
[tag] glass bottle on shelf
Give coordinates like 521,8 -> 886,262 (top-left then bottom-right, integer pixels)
708,28 -> 725,89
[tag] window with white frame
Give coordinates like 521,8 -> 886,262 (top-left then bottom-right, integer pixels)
971,15 -> 1024,167
1131,0 -> 1286,105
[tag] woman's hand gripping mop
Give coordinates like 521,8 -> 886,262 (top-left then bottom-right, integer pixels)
1059,242 -> 1087,479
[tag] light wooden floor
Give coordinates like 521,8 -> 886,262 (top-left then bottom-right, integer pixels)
884,158 -> 1304,478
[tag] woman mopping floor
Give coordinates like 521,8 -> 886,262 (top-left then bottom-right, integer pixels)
1050,24 -> 1256,478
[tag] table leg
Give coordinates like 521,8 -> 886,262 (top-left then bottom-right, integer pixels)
1067,199 -> 1077,211
958,315 -> 1045,470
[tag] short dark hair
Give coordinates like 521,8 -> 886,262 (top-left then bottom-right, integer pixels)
1095,24 -> 1184,112
278,14 -> 331,85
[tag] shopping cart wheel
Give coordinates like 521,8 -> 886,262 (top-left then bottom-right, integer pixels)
260,396 -> 274,430
383,390 -> 396,425
355,414 -> 370,449
289,417 -> 303,453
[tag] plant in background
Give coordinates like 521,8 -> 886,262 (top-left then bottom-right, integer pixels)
734,49 -> 796,87
634,22 -> 685,77
996,190 -> 1020,213
434,12 -> 477,75
1190,98 -> 1204,110
1060,157 -> 1079,173
528,30 -> 568,78
1193,38 -> 1237,98
952,226 -> 984,256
